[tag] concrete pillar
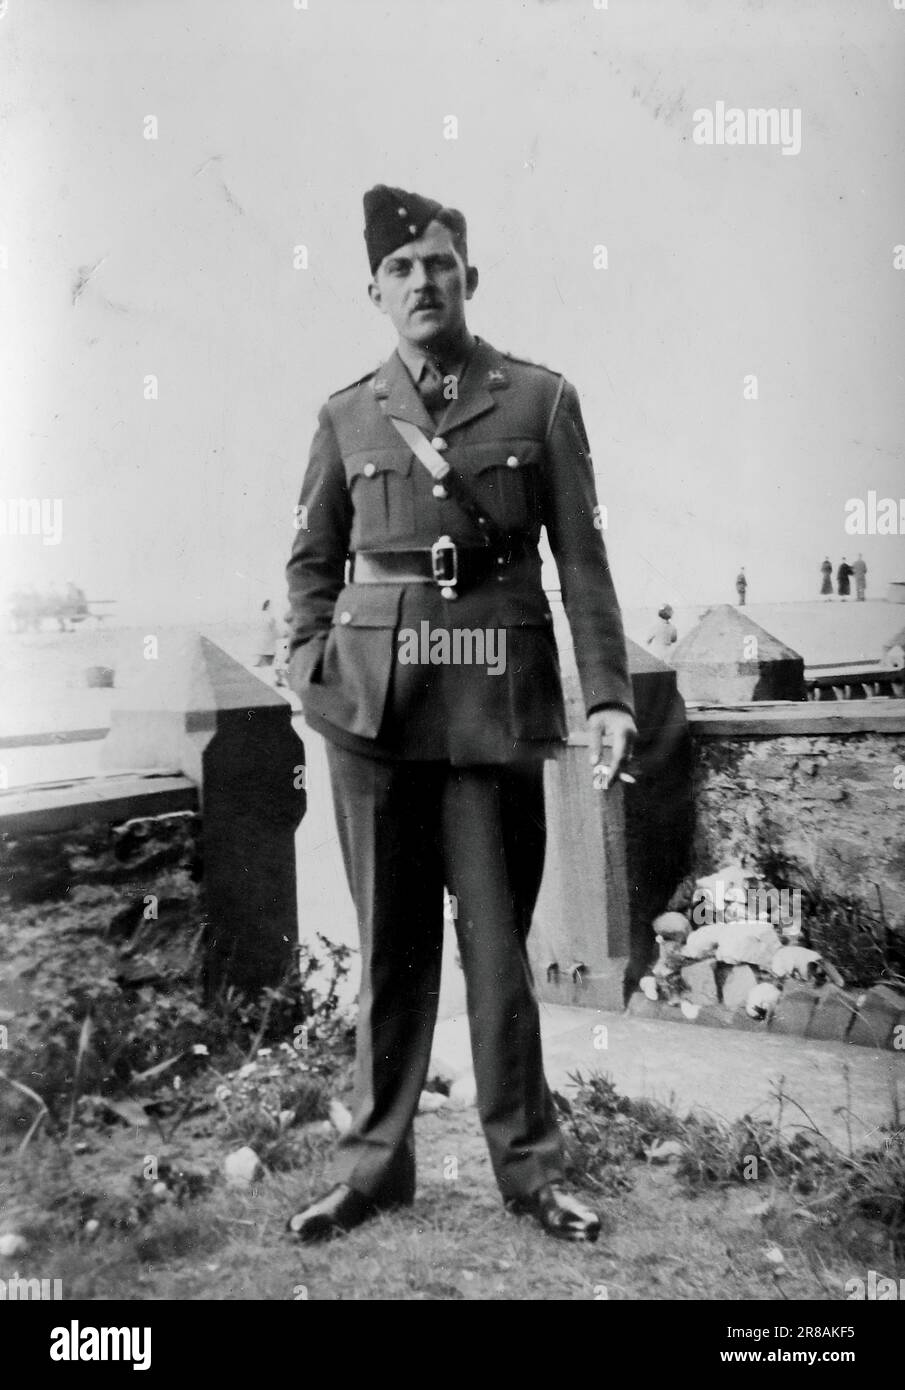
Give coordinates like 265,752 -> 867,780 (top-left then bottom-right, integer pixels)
101,632 -> 306,997
532,601 -> 694,1011
530,746 -> 630,1010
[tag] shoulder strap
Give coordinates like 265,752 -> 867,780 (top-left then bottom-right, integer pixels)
388,414 -> 508,548
389,415 -> 450,482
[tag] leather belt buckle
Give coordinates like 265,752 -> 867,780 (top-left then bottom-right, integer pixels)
430,534 -> 458,600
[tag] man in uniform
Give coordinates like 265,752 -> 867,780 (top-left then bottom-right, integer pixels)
285,185 -> 636,1243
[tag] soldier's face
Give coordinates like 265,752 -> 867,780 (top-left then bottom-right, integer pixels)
369,222 -> 478,348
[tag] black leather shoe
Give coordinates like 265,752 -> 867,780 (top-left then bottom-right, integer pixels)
507,1184 -> 601,1242
286,1184 -> 377,1243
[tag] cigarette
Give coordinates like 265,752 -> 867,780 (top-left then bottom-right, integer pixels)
592,765 -> 637,787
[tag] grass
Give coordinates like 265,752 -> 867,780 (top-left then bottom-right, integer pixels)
561,1073 -> 905,1271
3,1080 -> 903,1302
3,847 -> 903,1301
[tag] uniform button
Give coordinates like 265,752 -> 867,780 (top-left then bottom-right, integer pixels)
440,586 -> 457,601
397,206 -> 407,217
363,462 -> 376,477
506,454 -> 519,468
339,611 -> 352,625
408,224 -> 418,235
432,483 -> 448,499
431,437 -> 447,451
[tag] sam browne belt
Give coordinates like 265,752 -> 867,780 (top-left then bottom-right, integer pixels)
360,415 -> 530,599
353,537 -> 532,599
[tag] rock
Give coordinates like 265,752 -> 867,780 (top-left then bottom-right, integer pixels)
770,983 -> 820,1037
223,1147 -> 262,1187
328,1099 -> 353,1135
721,964 -> 759,1011
848,985 -> 905,1050
652,911 -> 691,942
679,1000 -> 700,1020
84,665 -> 115,689
299,1119 -> 334,1140
648,1140 -> 684,1164
680,959 -> 720,1006
682,925 -> 722,960
763,1246 -> 785,1267
696,864 -> 751,894
418,1090 -> 449,1114
820,959 -> 846,988
449,1073 -> 478,1109
627,992 -> 664,1019
806,984 -> 858,1043
427,1053 -> 462,1089
640,975 -> 659,1000
746,982 -> 780,1019
771,946 -> 823,982
693,1004 -> 733,1029
729,1007 -> 768,1032
715,924 -> 779,968
83,1219 -> 100,1238
0,1233 -> 28,1257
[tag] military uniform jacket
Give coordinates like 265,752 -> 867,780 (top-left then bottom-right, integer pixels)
286,337 -> 633,765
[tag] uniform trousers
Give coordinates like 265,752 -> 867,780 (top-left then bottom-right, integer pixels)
325,741 -> 565,1203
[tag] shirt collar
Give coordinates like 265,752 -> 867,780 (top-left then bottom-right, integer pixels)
395,330 -> 475,386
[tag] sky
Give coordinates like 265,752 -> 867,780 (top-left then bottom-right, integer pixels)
1,0 -> 904,624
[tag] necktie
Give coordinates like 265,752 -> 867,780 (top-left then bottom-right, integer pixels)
418,359 -> 448,422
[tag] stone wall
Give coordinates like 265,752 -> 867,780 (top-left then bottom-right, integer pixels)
623,706 -> 905,1050
689,717 -> 905,938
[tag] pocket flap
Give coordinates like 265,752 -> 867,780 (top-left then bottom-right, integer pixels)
344,450 -> 413,482
455,440 -> 544,476
331,585 -> 403,628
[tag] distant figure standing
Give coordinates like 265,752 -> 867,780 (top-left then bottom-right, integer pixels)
254,599 -> 280,667
646,604 -> 677,663
819,557 -> 833,598
852,553 -> 867,602
837,558 -> 853,601
735,568 -> 747,606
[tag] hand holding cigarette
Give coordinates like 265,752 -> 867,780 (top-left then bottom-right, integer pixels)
587,707 -> 638,791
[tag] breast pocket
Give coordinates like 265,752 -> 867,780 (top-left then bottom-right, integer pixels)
344,450 -> 415,541
453,440 -> 544,534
